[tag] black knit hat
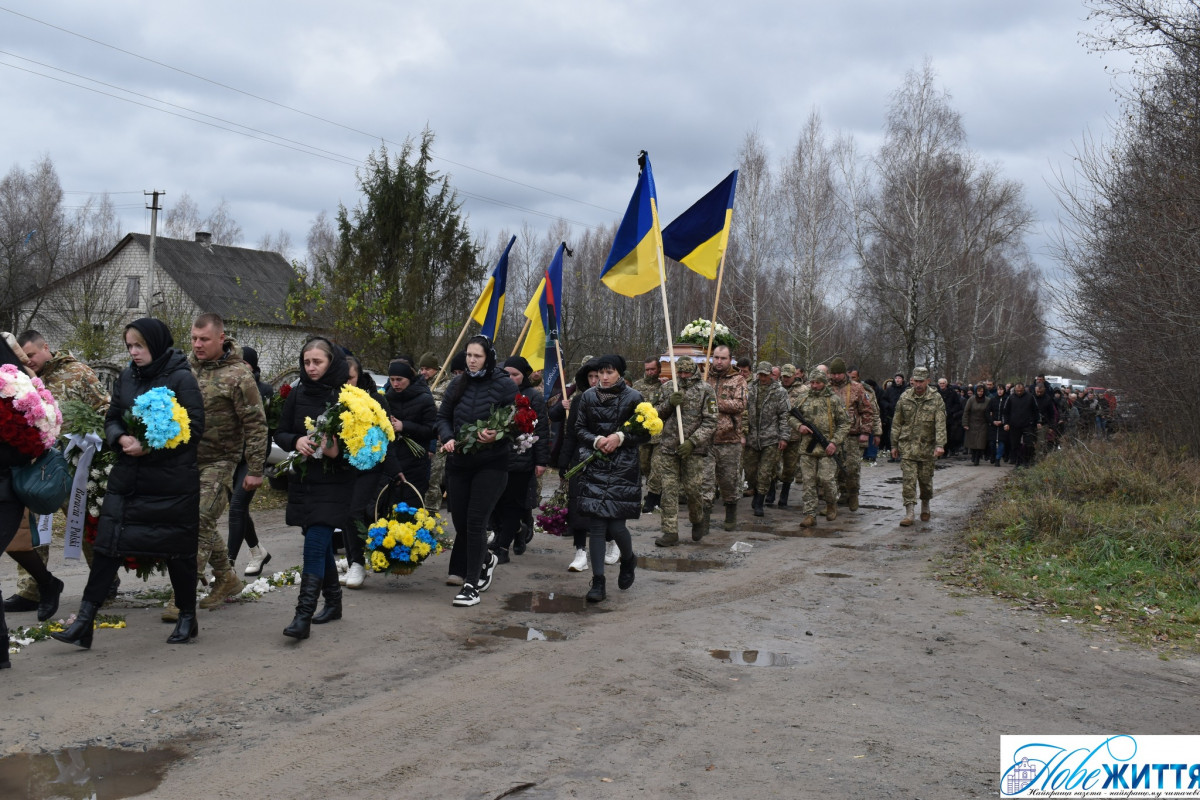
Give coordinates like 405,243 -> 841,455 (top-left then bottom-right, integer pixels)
594,354 -> 626,376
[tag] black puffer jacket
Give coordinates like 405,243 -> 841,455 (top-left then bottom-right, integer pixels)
572,383 -> 646,520
1003,390 -> 1040,431
509,383 -> 550,473
96,349 -> 206,559
436,367 -> 515,472
384,377 -> 437,478
274,342 -> 355,531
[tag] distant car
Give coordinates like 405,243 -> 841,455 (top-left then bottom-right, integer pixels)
368,371 -> 388,394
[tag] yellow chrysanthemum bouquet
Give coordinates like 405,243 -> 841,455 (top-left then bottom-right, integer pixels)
277,384 -> 395,477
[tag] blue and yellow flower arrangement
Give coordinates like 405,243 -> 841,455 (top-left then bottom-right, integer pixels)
124,387 -> 191,449
363,501 -> 447,574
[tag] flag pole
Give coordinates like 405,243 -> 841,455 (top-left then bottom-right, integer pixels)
701,247 -> 731,382
430,317 -> 473,390
511,317 -> 532,357
552,335 -> 568,420
656,248 -> 686,444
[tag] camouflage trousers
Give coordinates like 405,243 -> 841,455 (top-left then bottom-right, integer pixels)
653,448 -> 715,540
800,454 -> 838,515
778,440 -> 802,484
900,458 -> 935,506
836,438 -> 864,497
640,443 -> 661,494
742,445 -> 780,495
710,443 -> 742,504
425,448 -> 447,508
198,460 -> 236,575
15,540 -> 95,601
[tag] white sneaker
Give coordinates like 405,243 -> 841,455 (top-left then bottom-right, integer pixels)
346,563 -> 366,589
568,548 -> 588,572
604,540 -> 620,565
243,545 -> 272,576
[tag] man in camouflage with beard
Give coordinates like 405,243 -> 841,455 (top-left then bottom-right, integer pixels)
650,357 -> 717,546
706,344 -> 747,530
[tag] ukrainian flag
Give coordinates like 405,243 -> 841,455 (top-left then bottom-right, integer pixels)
600,152 -> 664,297
520,243 -> 566,373
470,234 -> 516,340
662,170 -> 738,280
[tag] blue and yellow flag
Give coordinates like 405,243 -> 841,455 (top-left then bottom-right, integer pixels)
600,152 -> 664,297
470,235 -> 516,340
661,170 -> 738,280
520,243 -> 566,373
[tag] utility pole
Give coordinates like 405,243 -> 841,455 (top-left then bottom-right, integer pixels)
145,190 -> 163,310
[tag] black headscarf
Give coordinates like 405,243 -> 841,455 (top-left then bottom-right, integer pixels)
242,345 -> 261,377
298,336 -> 349,390
503,355 -> 533,389
125,317 -> 176,379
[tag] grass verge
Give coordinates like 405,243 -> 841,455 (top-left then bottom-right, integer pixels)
941,434 -> 1200,654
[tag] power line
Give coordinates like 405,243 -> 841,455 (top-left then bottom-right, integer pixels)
0,5 -> 621,217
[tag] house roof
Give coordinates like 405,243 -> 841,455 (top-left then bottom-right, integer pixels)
126,233 -> 297,326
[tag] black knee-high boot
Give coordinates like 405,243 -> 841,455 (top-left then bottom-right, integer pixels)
283,574 -> 322,640
311,570 -> 342,624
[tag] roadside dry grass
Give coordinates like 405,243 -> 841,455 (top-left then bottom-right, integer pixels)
941,435 -> 1200,654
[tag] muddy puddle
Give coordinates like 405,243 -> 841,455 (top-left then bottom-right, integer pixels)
502,591 -> 609,613
490,625 -> 567,641
637,556 -> 726,572
830,542 -> 914,551
709,649 -> 797,667
737,522 -> 779,533
814,572 -> 853,578
774,528 -> 843,538
0,744 -> 184,799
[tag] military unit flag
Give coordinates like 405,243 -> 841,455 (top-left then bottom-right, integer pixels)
520,242 -> 567,374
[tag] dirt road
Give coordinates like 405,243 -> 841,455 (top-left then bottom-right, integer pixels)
3,459 -> 1198,799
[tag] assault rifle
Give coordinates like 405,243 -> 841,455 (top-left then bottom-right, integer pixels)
789,406 -> 846,475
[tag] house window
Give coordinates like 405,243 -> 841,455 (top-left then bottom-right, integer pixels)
126,276 -> 140,308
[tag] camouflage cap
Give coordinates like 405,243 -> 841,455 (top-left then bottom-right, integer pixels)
912,366 -> 930,381
828,356 -> 847,375
675,355 -> 697,374
809,367 -> 827,383
780,363 -> 796,377
756,360 -> 773,375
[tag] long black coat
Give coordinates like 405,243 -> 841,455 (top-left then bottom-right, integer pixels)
436,368 -> 515,473
572,383 -> 647,520
274,348 -> 356,532
508,383 -> 550,473
96,350 -> 206,559
1003,391 -> 1040,431
384,377 -> 437,479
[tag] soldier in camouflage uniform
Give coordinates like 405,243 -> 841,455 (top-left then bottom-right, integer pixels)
706,344 -> 747,530
776,363 -> 808,508
172,314 -> 267,618
742,361 -> 791,517
793,369 -> 850,527
827,357 -> 876,512
6,331 -> 111,611
632,356 -> 664,511
890,366 -> 947,526
649,357 -> 717,546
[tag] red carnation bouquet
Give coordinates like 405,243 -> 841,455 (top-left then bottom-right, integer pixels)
264,382 -> 291,430
512,394 -> 539,454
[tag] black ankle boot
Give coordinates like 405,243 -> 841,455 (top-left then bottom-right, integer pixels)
37,576 -> 64,623
641,492 -> 661,513
617,554 -> 637,590
51,600 -> 99,649
752,493 -> 765,517
777,483 -> 791,507
765,482 -> 777,506
166,612 -> 199,643
586,575 -> 606,603
312,571 -> 342,625
284,574 -> 322,640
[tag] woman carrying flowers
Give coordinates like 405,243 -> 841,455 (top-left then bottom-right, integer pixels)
489,356 -> 549,564
339,355 -> 386,591
53,318 -> 206,649
382,359 -> 436,501
571,354 -> 648,602
435,335 -> 512,607
273,337 -> 356,640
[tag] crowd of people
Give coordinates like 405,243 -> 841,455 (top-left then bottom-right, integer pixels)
0,315 -> 1107,668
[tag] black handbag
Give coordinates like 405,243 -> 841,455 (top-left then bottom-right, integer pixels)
13,447 -> 73,515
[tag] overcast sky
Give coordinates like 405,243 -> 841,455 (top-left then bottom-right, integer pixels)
1,1 -> 1129,280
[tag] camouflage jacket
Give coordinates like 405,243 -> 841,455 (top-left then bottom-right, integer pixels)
651,374 -> 717,455
39,351 -> 109,412
892,386 -> 947,461
632,375 -> 662,403
743,378 -> 791,450
706,368 -> 747,445
783,381 -> 810,441
793,384 -> 850,456
829,377 -> 876,437
189,339 -> 268,473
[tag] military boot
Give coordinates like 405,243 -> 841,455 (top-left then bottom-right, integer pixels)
654,532 -> 679,547
777,483 -> 791,507
691,506 -> 711,542
900,505 -> 915,527
200,569 -> 243,609
752,494 -> 765,517
825,501 -> 838,521
641,492 -> 661,513
162,593 -> 179,623
800,514 -> 816,528
847,493 -> 859,512
723,502 -> 738,531
920,500 -> 931,522
764,482 -> 777,506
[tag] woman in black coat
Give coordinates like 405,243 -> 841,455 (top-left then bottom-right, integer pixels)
489,356 -> 550,563
53,318 -> 206,649
436,335 -> 513,607
274,337 -> 356,640
383,360 -> 437,502
987,384 -> 1008,465
571,354 -> 647,603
